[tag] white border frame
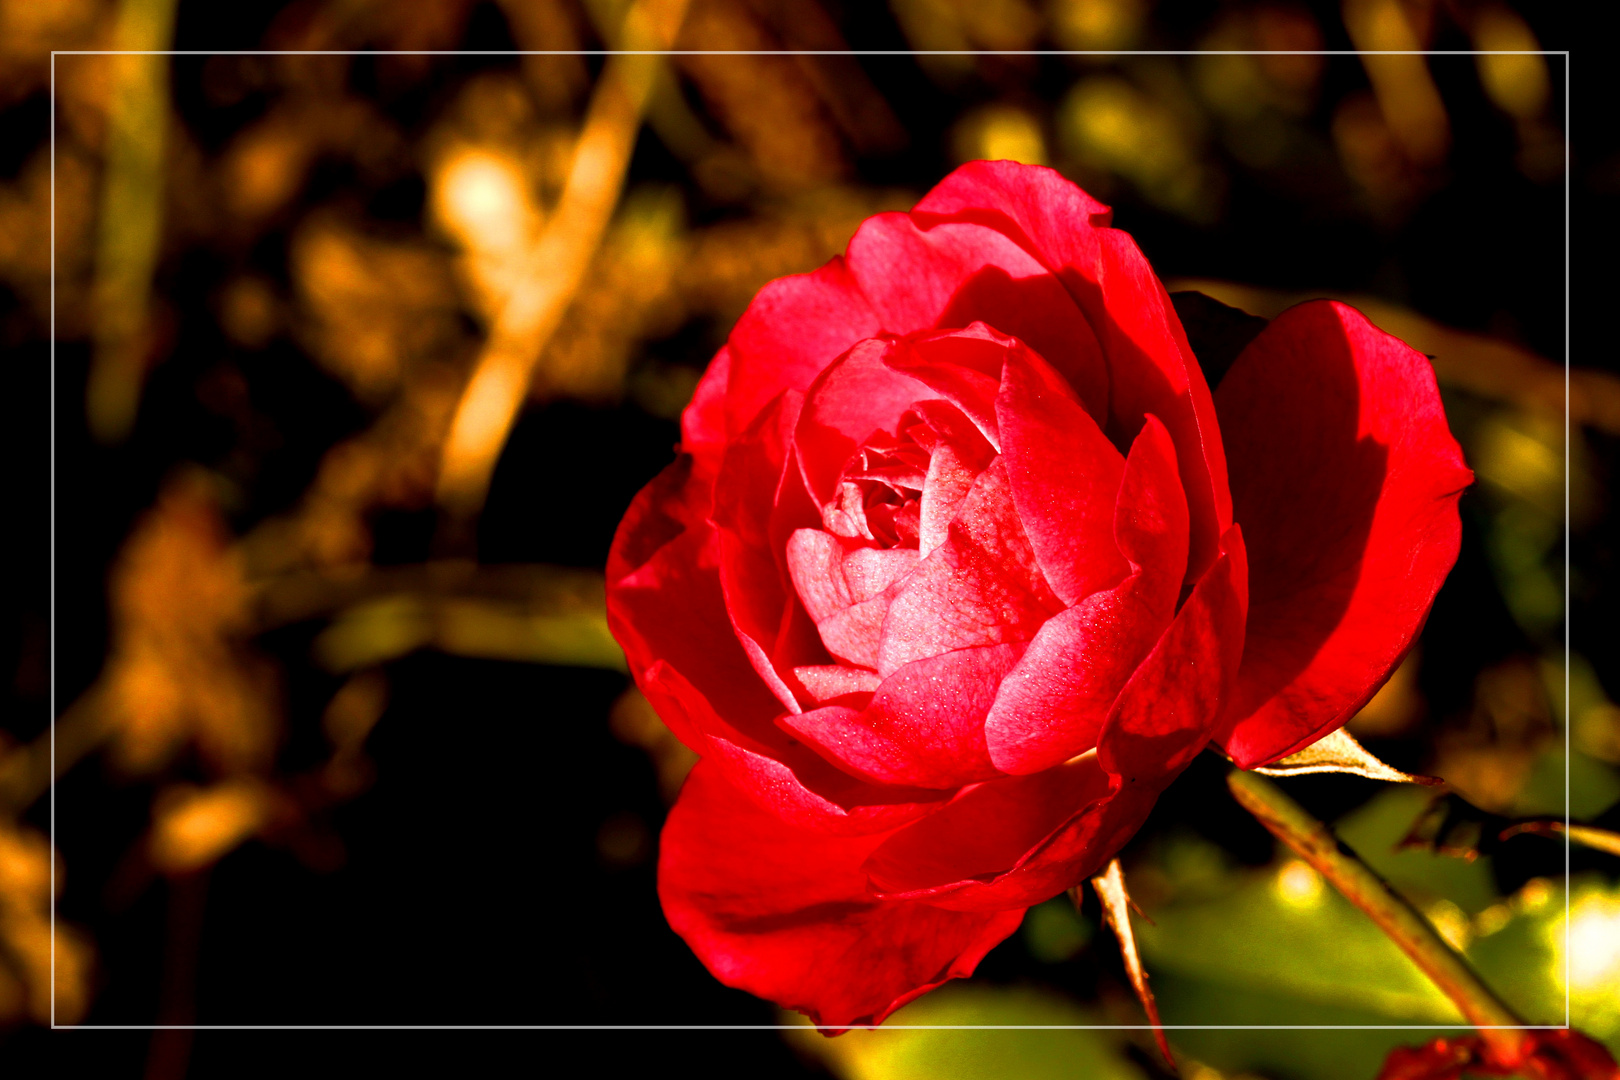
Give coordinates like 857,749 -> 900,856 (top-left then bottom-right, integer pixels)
48,46 -> 1573,1035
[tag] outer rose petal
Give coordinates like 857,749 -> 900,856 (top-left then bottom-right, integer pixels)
610,470 -> 947,835
911,161 -> 1233,585
863,751 -> 1115,902
644,661 -> 949,837
714,392 -> 809,712
681,344 -> 731,479
871,774 -> 1163,913
660,760 -> 1026,1028
1212,301 -> 1471,768
609,525 -> 785,754
724,258 -> 881,440
605,454 -> 707,606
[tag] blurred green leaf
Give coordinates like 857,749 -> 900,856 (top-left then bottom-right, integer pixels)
1509,746 -> 1620,819
1135,855 -> 1465,1022
786,985 -> 1145,1080
1023,896 -> 1093,964
1468,875 -> 1620,1042
1334,787 -> 1499,914
313,593 -> 624,672
1149,976 -> 1442,1080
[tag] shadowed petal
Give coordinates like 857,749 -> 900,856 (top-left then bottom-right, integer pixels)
1098,524 -> 1248,784
862,750 -> 1121,909
660,761 -> 1026,1028
1212,302 -> 1470,768
644,661 -> 948,837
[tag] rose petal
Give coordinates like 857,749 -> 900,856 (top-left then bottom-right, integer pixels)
910,161 -> 1233,586
784,529 -> 855,625
610,526 -> 784,752
844,213 -> 1110,420
879,323 -> 1013,449
1093,230 -> 1232,585
794,338 -> 935,507
875,529 -> 1244,912
813,594 -> 891,672
878,458 -> 1063,675
980,595 -> 1153,775
718,530 -> 802,713
1099,523 -> 1248,783
606,454 -> 706,595
725,258 -> 881,440
879,779 -> 1163,913
865,512 -> 1242,923
779,642 -> 1022,789
862,750 -> 1119,908
983,416 -> 1190,774
842,546 -> 921,601
713,393 -> 807,713
660,761 -> 1026,1028
995,328 -> 1129,606
1113,415 -> 1193,585
1212,301 -> 1471,768
911,402 -> 997,555
791,665 -> 882,704
613,502 -> 948,838
645,661 -> 948,837
681,344 -> 732,477
785,531 -> 918,671
765,460 -> 838,684
911,158 -> 1114,232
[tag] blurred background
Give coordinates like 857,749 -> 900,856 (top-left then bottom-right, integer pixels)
2,0 -> 1614,1076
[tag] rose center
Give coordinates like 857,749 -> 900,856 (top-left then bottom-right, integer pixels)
820,408 -> 958,550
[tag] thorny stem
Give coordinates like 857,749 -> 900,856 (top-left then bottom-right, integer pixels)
1226,769 -> 1530,1063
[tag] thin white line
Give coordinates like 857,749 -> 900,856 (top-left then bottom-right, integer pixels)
46,42 -> 1574,1036
56,1024 -> 1574,1032
49,49 -> 1568,56
1562,49 -> 1572,1032
49,47 -> 58,1033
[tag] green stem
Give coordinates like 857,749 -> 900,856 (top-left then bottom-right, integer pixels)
1226,769 -> 1529,1061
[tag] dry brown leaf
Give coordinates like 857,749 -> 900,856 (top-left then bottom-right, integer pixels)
1089,858 -> 1174,1072
101,471 -> 281,775
1253,728 -> 1443,785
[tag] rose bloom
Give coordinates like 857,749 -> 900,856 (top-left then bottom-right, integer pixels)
606,162 -> 1471,1027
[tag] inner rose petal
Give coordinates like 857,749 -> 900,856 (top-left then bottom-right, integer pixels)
787,395 -> 1025,678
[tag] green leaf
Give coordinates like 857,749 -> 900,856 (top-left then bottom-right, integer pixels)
785,985 -> 1146,1080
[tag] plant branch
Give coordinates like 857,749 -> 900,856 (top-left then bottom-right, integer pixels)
1226,769 -> 1530,1061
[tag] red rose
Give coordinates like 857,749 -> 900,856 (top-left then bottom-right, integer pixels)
606,161 -> 1471,1027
